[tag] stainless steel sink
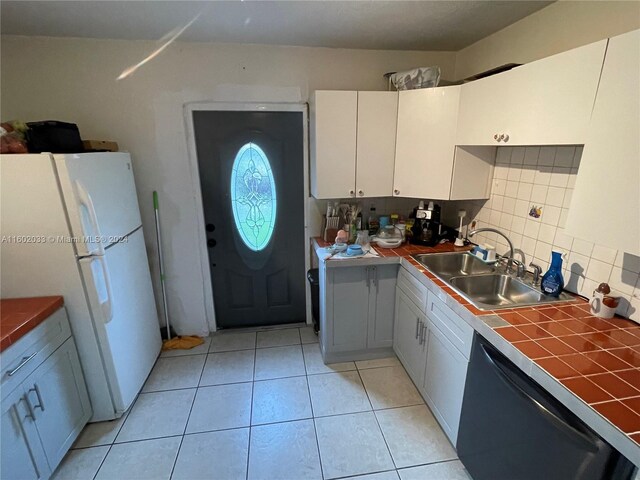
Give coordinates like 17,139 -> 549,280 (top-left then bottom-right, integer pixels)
449,274 -> 571,309
412,252 -> 573,310
411,252 -> 496,280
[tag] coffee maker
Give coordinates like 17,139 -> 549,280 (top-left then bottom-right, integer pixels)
410,201 -> 441,246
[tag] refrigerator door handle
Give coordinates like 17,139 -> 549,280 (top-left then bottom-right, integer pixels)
75,180 -> 104,255
96,256 -> 114,323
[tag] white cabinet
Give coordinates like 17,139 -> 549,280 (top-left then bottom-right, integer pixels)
457,39 -> 607,146
393,87 -> 494,200
356,92 -> 398,198
311,91 -> 397,199
1,387 -> 50,480
394,86 -> 461,199
1,308 -> 91,480
393,288 -> 427,387
310,90 -> 358,199
566,30 -> 640,256
27,338 -> 92,469
393,267 -> 474,445
456,71 -> 510,146
320,263 -> 398,362
423,321 -> 468,443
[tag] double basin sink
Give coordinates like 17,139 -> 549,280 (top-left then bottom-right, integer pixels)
412,252 -> 572,311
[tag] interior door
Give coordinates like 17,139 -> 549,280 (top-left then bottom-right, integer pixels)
192,110 -> 305,328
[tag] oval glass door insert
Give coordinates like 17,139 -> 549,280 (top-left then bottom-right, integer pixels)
230,143 -> 277,251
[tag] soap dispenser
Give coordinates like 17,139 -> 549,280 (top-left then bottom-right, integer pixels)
541,251 -> 565,297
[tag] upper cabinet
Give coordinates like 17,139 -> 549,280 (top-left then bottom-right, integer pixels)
566,30 -> 640,256
310,90 -> 358,199
355,92 -> 398,198
394,87 -> 494,200
394,87 -> 460,199
310,90 -> 397,199
456,39 -> 607,146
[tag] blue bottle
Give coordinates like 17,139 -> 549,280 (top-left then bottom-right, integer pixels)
541,251 -> 565,297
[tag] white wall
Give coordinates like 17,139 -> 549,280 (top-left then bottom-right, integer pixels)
0,34 -> 456,335
447,146 -> 640,322
454,1 -> 640,80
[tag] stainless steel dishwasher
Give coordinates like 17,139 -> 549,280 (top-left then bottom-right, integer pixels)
457,333 -> 636,480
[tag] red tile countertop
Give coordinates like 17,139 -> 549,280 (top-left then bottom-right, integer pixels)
315,237 -> 640,454
0,296 -> 64,352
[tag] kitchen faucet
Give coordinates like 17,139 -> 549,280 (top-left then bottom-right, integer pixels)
468,228 -> 516,273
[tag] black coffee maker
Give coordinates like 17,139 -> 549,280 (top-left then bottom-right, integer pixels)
411,201 -> 441,246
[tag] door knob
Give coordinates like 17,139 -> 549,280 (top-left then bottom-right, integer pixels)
503,134 -> 510,142
494,133 -> 500,141
206,223 -> 215,232
207,239 -> 217,248
349,189 -> 355,197
358,189 -> 364,197
394,189 -> 400,195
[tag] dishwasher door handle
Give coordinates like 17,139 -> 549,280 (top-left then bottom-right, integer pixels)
480,342 -> 599,453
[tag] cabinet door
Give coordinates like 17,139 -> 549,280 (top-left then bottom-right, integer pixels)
566,30 -> 640,256
28,338 -> 92,469
355,92 -> 397,198
507,39 -> 606,145
1,387 -> 50,480
393,288 -> 427,389
394,87 -> 460,199
310,91 -> 357,199
422,322 -> 468,445
367,264 -> 398,349
456,72 -> 511,146
326,266 -> 370,353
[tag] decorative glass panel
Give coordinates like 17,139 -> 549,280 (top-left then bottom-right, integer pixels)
230,143 -> 277,251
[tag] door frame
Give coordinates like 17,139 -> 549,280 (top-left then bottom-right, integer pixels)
184,101 -> 310,332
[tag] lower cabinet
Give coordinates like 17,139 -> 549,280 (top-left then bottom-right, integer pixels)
393,267 -> 474,445
393,288 -> 427,387
1,386 -> 50,480
27,338 -> 92,469
320,263 -> 398,362
1,337 -> 92,480
423,321 -> 469,443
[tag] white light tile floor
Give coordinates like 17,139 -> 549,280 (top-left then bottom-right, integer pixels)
56,325 -> 472,479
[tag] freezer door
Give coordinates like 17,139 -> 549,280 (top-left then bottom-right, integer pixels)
55,152 -> 142,256
79,228 -> 161,413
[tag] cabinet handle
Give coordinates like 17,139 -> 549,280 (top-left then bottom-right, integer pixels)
394,189 -> 400,196
29,384 -> 45,412
419,323 -> 427,345
371,267 -> 377,289
503,133 -> 510,142
494,133 -> 500,141
21,394 -> 36,420
349,189 -> 355,197
358,189 -> 364,197
415,317 -> 421,339
365,267 -> 371,288
6,352 -> 37,377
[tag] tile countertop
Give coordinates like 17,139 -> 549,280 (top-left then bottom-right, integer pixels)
0,296 -> 64,352
313,238 -> 640,466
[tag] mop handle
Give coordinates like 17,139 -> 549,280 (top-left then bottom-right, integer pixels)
154,191 -> 171,340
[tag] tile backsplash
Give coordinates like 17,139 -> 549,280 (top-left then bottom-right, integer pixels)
450,146 -> 640,321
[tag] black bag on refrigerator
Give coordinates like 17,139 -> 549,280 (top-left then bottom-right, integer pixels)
26,121 -> 84,153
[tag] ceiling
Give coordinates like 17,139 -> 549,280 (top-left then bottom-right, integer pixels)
0,1 -> 553,51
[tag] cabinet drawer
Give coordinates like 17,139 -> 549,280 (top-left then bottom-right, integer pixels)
427,292 -> 473,359
1,307 -> 71,400
397,267 -> 428,313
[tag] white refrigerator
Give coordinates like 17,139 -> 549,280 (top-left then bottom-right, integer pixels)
1,152 -> 162,421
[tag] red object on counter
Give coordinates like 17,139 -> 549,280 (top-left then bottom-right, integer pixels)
0,296 -> 64,352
